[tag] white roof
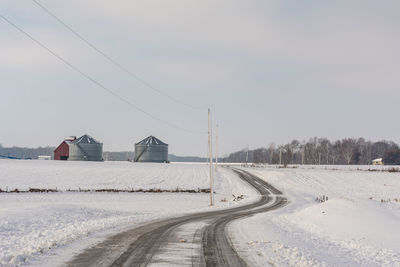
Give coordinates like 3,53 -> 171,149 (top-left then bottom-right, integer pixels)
136,136 -> 167,146
74,134 -> 101,145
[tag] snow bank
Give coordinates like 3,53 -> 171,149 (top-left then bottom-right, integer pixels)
231,165 -> 400,266
0,193 -> 207,266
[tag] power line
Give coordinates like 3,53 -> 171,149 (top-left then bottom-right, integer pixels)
31,0 -> 206,110
0,13 -> 206,135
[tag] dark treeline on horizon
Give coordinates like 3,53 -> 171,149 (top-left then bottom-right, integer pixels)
2,137 -> 400,165
222,137 -> 400,165
0,144 -> 54,160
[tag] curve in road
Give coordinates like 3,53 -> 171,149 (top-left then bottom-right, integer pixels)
67,168 -> 287,267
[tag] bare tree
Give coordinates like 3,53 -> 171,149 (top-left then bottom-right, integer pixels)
330,140 -> 341,164
318,138 -> 331,165
341,138 -> 357,164
290,140 -> 300,164
253,148 -> 267,163
267,143 -> 275,164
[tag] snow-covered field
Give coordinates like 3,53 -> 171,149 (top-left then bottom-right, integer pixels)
231,165 -> 400,267
3,159 -> 399,267
0,160 -> 221,191
0,159 -> 255,267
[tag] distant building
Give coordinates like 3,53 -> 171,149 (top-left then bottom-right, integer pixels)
54,136 -> 76,160
134,136 -> 168,163
38,155 -> 51,160
54,135 -> 103,161
68,135 -> 103,161
372,158 -> 384,165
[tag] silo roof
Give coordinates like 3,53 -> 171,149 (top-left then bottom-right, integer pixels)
74,134 -> 101,144
136,136 -> 167,146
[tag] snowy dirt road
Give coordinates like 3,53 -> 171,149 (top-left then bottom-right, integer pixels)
67,168 -> 287,267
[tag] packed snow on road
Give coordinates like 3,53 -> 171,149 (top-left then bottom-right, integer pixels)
231,165 -> 400,267
0,159 -> 255,266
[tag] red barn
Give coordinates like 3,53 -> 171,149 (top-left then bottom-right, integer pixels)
54,136 -> 76,160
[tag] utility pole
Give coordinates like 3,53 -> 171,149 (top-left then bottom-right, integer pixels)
207,108 -> 214,206
215,124 -> 219,171
279,148 -> 282,165
302,147 -> 305,165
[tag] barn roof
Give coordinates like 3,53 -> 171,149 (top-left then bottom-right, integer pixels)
136,136 -> 167,146
54,140 -> 70,152
74,134 -> 101,145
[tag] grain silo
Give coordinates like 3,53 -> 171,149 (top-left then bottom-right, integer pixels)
68,134 -> 103,161
134,136 -> 168,163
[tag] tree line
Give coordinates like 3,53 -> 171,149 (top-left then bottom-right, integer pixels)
0,144 -> 55,159
222,137 -> 400,165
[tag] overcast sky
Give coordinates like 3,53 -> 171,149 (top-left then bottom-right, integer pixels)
1,1 -> 399,157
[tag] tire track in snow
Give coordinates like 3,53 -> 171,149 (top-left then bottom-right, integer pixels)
67,167 -> 287,267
